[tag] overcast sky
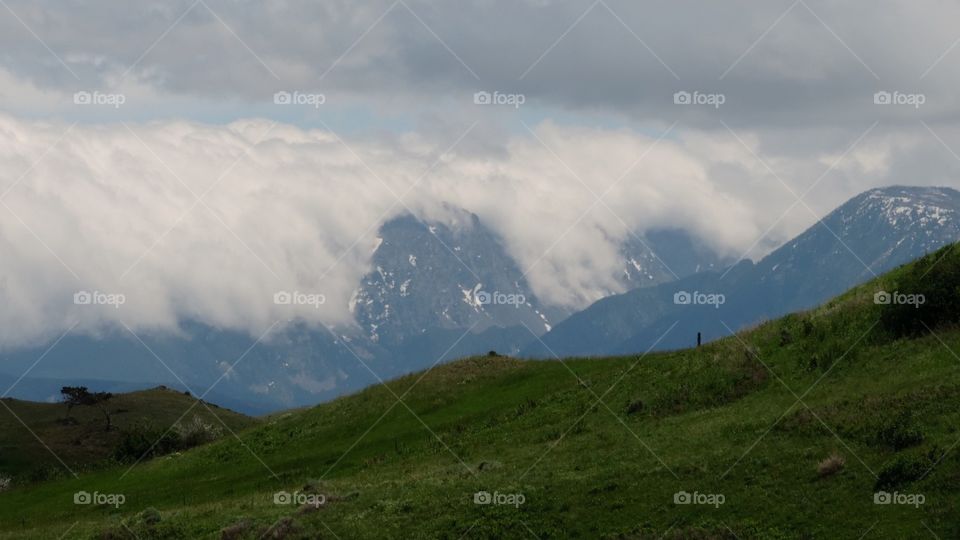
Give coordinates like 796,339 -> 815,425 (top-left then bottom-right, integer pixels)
1,0 -> 960,346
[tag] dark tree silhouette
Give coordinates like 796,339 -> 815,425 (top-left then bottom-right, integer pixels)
60,386 -> 115,431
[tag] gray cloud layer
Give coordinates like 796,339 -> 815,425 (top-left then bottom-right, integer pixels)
2,0 -> 959,126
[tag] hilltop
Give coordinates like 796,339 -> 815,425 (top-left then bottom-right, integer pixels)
1,245 -> 960,538
0,386 -> 256,482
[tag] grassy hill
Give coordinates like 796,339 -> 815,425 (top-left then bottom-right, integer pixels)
0,386 -> 257,481
2,247 -> 960,538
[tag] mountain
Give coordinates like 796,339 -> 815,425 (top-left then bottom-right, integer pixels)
4,244 -> 959,538
351,212 -> 729,357
0,211 -> 724,414
351,212 -> 561,355
618,228 -> 732,287
1,187 -> 952,413
525,186 -> 960,357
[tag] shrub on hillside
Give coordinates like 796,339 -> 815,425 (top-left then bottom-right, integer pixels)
113,423 -> 182,463
817,452 -> 845,478
876,410 -> 924,450
874,446 -> 943,492
874,454 -> 930,491
175,415 -> 223,448
880,244 -> 960,336
114,416 -> 225,463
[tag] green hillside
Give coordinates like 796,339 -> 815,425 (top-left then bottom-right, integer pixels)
0,386 -> 257,481
2,246 -> 960,539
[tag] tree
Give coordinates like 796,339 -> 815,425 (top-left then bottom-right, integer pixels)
60,386 -> 115,431
60,386 -> 86,419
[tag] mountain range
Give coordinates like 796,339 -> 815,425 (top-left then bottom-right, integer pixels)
523,186 -> 960,357
0,186 -> 957,413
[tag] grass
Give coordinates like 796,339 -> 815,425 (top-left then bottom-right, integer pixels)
0,386 -> 256,482
1,248 -> 960,538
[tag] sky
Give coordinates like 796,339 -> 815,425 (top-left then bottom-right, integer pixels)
1,0 -> 960,347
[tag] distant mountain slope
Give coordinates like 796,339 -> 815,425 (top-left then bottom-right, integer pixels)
618,228 -> 732,286
352,212 -> 560,343
526,186 -> 960,357
0,210 -> 724,413
352,212 -> 728,353
0,321 -> 395,415
3,244 -> 959,538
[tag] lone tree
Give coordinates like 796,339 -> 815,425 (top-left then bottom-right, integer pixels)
60,386 -> 114,431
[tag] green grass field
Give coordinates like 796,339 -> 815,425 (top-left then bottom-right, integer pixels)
1,248 -> 959,539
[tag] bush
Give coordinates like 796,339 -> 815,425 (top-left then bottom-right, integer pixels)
880,243 -> 960,336
114,416 -> 225,463
175,415 -> 222,448
817,452 -> 845,478
113,423 -> 183,463
876,410 -> 924,450
874,452 -> 935,491
625,399 -> 645,415
874,457 -> 924,491
136,507 -> 162,526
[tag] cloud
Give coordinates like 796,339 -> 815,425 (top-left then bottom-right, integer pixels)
2,0 -> 960,129
1,113 -> 881,347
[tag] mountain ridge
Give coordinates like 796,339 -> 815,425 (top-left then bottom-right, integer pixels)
525,185 -> 960,357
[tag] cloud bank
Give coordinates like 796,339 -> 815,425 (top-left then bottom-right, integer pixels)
0,113 -> 905,348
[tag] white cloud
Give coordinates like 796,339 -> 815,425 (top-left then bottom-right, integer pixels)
0,115 -> 766,345
0,113 -> 954,348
